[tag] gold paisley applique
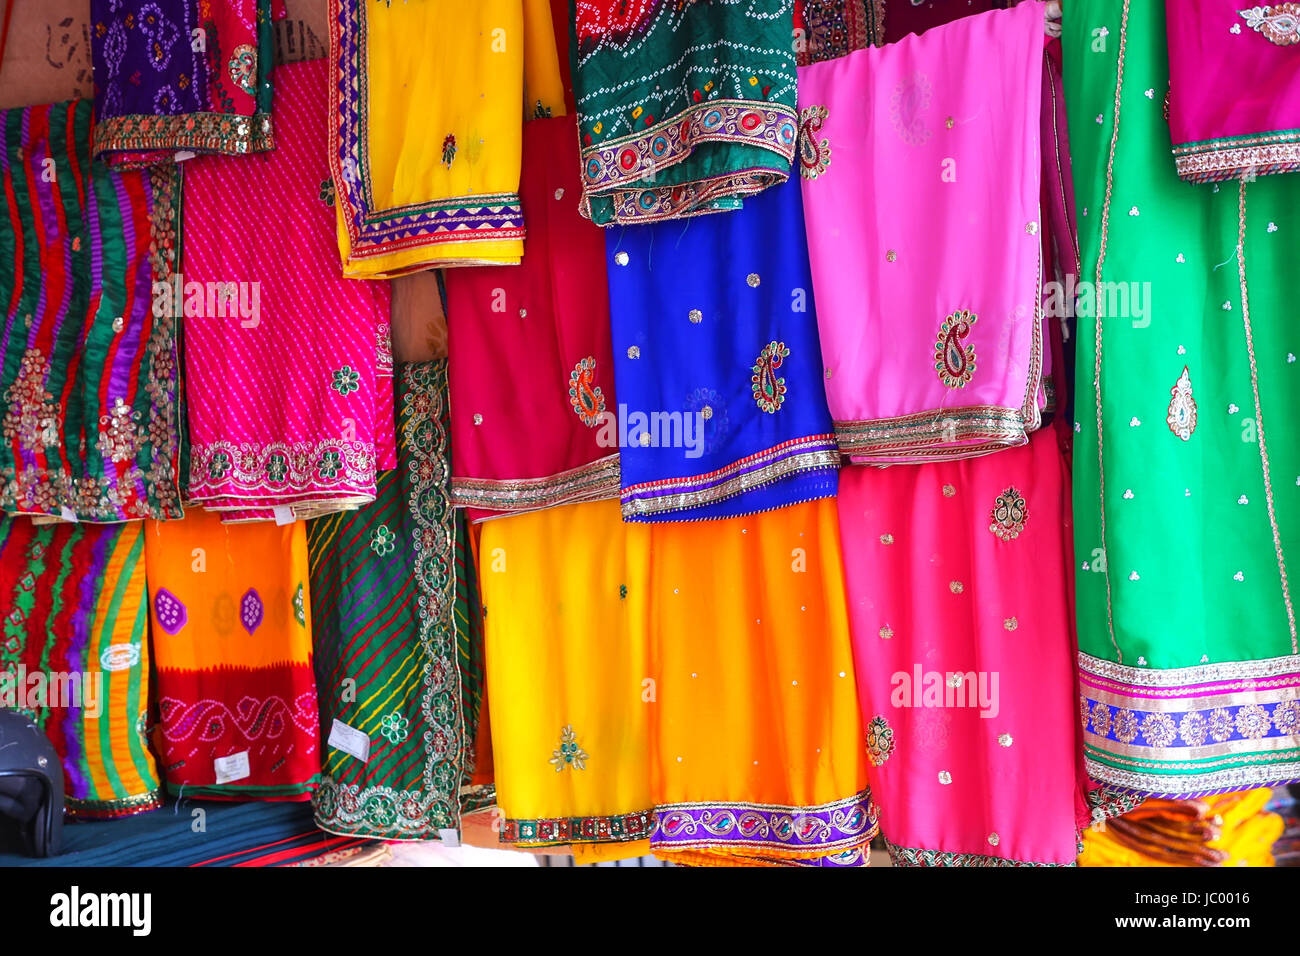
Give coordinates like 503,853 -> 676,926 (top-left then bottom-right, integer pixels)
1239,4 -> 1300,45
1166,365 -> 1197,441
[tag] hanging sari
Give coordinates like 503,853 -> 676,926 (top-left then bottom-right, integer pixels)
837,429 -> 1089,866
447,116 -> 620,520
0,518 -> 162,818
481,497 -> 876,865
1068,0 -> 1300,798
309,362 -> 486,839
181,58 -> 394,518
144,510 -> 320,801
794,0 -> 883,66
573,0 -> 799,225
328,0 -> 528,277
0,99 -> 182,522
91,0 -> 281,168
797,3 -> 1046,463
605,173 -> 838,521
1167,1 -> 1300,183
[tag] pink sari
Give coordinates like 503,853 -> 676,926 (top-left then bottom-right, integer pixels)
1167,1 -> 1300,182
446,116 -> 620,522
181,58 -> 395,518
797,3 -> 1046,463
837,428 -> 1089,865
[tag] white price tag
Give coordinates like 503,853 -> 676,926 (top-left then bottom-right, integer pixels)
272,506 -> 295,526
327,719 -> 371,763
438,828 -> 461,847
214,751 -> 250,785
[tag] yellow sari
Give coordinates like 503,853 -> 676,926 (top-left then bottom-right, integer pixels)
480,497 -> 875,866
329,0 -> 564,277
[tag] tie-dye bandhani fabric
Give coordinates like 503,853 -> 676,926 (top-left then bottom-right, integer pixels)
794,0 -> 882,65
144,510 -> 321,801
0,98 -> 182,522
91,0 -> 281,168
310,362 -> 485,839
0,518 -> 162,818
180,58 -> 394,518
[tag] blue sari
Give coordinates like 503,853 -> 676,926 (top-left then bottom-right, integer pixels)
605,175 -> 839,521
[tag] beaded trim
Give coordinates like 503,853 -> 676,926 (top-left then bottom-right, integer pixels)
93,111 -> 274,167
187,439 -> 380,507
501,808 -> 655,845
65,788 -> 165,820
834,406 -> 1031,463
1171,130 -> 1300,183
450,454 -> 621,513
619,436 -> 839,518
885,840 -> 1074,868
1083,756 -> 1300,799
651,789 -> 876,855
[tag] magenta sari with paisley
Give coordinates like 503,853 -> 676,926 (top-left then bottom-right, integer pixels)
797,3 -> 1047,464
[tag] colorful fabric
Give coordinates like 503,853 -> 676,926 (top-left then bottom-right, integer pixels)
837,429 -> 1089,866
144,510 -> 320,800
447,116 -> 620,519
481,497 -> 875,865
1167,1 -> 1300,182
573,0 -> 799,225
309,361 -> 481,839
328,0 -> 527,277
882,0 -> 1001,43
0,518 -> 161,818
794,0 -> 883,65
0,99 -> 182,522
180,58 -> 394,517
91,0 -> 280,168
604,173 -> 838,520
1067,0 -> 1300,798
798,3 -> 1046,463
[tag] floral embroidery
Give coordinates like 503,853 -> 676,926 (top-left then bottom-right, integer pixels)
1089,700 -> 1112,738
266,453 -> 288,484
751,341 -> 790,413
865,714 -> 895,766
988,486 -> 1028,541
3,348 -> 61,451
293,582 -> 305,627
934,309 -> 977,388
441,133 -> 457,168
1111,709 -> 1139,743
797,104 -> 831,180
380,712 -> 410,744
568,357 -> 606,427
207,451 -> 232,481
319,177 -> 335,206
890,72 -> 932,145
1166,365 -> 1197,440
1235,703 -> 1272,739
331,366 -> 360,396
1179,711 -> 1208,746
370,523 -> 397,557
95,397 -> 143,463
1140,712 -> 1178,747
550,725 -> 588,772
1274,699 -> 1300,734
1208,707 -> 1235,742
240,588 -> 263,636
1239,5 -> 1300,45
317,450 -> 342,479
227,43 -> 258,95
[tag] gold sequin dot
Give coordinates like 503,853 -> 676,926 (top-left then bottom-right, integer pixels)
886,249 -> 897,262
947,673 -> 963,689
518,308 -> 527,318
949,581 -> 964,594
998,733 -> 1013,747
614,251 -> 629,266
627,345 -> 641,359
938,771 -> 952,785
880,533 -> 894,545
701,405 -> 713,420
1026,221 -> 1038,235
878,625 -> 893,639
472,414 -> 483,425
638,432 -> 651,446
112,316 -> 125,333
746,273 -> 760,288
987,832 -> 1000,846
942,484 -> 956,498
554,187 -> 565,200
1004,617 -> 1018,631
945,116 -> 954,129
824,367 -> 833,380
688,309 -> 703,324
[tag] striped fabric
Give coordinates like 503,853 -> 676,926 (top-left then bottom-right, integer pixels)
309,361 -> 485,839
0,99 -> 182,521
0,518 -> 162,818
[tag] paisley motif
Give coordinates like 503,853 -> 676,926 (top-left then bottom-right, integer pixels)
227,44 -> 258,96
797,104 -> 831,180
751,340 -> 791,413
988,486 -> 1028,541
1239,4 -> 1300,45
866,714 -> 895,766
890,72 -> 932,145
1166,365 -> 1197,441
934,309 -> 977,388
568,356 -> 606,427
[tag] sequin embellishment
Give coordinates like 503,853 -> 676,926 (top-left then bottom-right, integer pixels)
797,104 -> 831,180
568,357 -> 606,427
227,44 -> 257,96
1166,365 -> 1197,441
989,487 -> 1028,541
934,310 -> 978,388
1239,4 -> 1300,45
550,725 -> 588,772
866,715 -> 895,767
751,341 -> 790,413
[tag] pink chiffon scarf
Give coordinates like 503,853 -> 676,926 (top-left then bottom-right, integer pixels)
837,428 -> 1090,865
181,57 -> 395,518
798,2 -> 1046,464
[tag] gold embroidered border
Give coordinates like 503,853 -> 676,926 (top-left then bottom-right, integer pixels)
1079,649 -> 1300,687
93,112 -> 275,166
1084,755 -> 1300,796
620,444 -> 839,518
834,406 -> 1030,462
1085,732 -> 1300,763
1172,131 -> 1300,183
449,454 -> 621,512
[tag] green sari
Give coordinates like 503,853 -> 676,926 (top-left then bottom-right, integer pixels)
1068,0 -> 1300,797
